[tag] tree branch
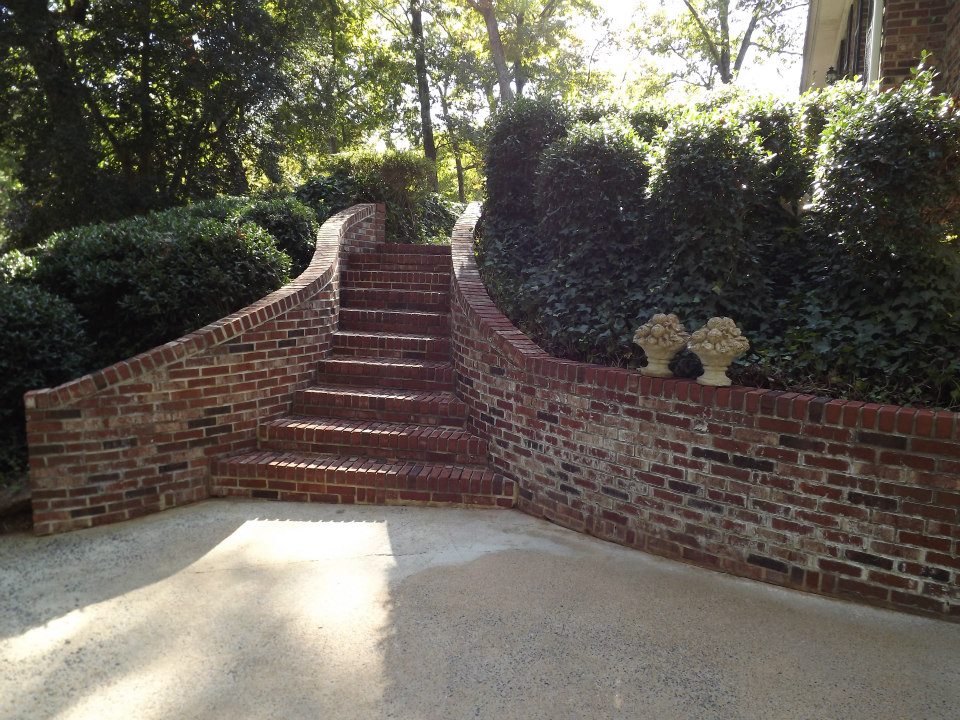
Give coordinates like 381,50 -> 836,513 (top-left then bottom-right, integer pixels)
681,0 -> 723,71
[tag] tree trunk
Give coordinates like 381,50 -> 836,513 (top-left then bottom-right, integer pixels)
410,0 -> 439,191
438,87 -> 465,202
137,0 -> 157,200
5,0 -> 101,176
512,11 -> 527,96
469,2 -> 515,103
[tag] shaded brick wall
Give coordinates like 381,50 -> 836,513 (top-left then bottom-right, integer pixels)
451,205 -> 960,621
25,204 -> 385,535
880,0 -> 952,88
945,0 -> 960,95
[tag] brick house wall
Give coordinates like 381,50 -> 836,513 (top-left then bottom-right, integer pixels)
880,0 -> 953,88
451,205 -> 960,621
25,204 -> 385,535
945,0 -> 960,95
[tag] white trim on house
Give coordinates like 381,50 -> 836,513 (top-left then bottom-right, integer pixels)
865,0 -> 884,83
800,0 -> 861,91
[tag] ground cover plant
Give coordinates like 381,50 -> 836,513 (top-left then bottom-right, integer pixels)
476,68 -> 960,410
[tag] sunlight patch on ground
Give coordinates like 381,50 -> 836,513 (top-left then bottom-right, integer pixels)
1,516 -> 396,720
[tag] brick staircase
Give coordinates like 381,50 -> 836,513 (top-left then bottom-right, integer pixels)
211,243 -> 516,508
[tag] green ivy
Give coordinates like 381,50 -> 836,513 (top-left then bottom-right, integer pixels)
477,70 -> 960,409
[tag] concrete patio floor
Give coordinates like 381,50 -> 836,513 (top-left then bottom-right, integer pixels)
1,500 -> 958,720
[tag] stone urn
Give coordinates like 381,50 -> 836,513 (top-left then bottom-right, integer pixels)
633,313 -> 690,378
688,317 -> 750,387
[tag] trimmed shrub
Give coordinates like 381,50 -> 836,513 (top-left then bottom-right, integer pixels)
296,150 -> 451,243
737,96 -> 811,206
627,106 -> 671,144
806,69 -> 960,263
240,196 -> 317,276
0,282 -> 92,485
33,213 -> 291,365
0,283 -> 92,413
484,97 -> 569,228
779,69 -> 960,406
536,120 -> 650,260
646,111 -> 779,333
527,121 -> 652,359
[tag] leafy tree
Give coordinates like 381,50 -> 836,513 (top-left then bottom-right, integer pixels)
0,0 -> 409,246
631,0 -> 805,89
463,0 -> 603,104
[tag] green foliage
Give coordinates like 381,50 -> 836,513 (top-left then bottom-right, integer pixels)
484,98 -> 570,228
0,249 -> 36,283
0,282 -> 92,486
477,74 -> 960,408
627,106 -> 671,144
0,0 -> 411,248
536,121 -> 649,261
646,111 -> 780,332
240,197 -> 318,276
528,121 -> 652,358
779,68 -> 960,406
806,69 -> 960,262
478,98 -> 571,320
736,96 -> 811,205
32,206 -> 291,366
296,150 -> 457,243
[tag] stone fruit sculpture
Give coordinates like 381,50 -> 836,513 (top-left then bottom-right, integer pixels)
687,317 -> 750,387
633,313 -> 689,378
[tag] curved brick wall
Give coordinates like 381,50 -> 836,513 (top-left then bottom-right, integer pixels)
451,204 -> 960,620
25,203 -> 384,535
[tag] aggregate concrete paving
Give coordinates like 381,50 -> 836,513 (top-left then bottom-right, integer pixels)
1,499 -> 958,720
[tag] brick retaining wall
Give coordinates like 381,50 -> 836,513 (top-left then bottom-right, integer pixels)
451,204 -> 960,620
25,204 -> 385,535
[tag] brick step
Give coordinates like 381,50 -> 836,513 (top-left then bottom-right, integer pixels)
341,287 -> 449,311
375,243 -> 451,255
293,384 -> 467,425
316,357 -> 454,391
340,270 -> 450,291
338,308 -> 450,334
258,416 -> 488,465
346,252 -> 450,271
332,331 -> 450,361
211,451 -> 515,508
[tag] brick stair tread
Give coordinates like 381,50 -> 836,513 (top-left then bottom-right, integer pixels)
318,356 -> 452,371
338,308 -> 449,333
211,450 -> 513,506
341,287 -> 449,311
346,258 -> 450,269
375,243 -> 451,255
341,270 -> 450,287
334,330 -> 448,342
294,384 -> 467,424
316,356 -> 454,390
331,332 -> 451,360
259,415 -> 486,463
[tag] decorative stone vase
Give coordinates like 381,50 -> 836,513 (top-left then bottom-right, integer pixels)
688,317 -> 750,387
633,313 -> 689,378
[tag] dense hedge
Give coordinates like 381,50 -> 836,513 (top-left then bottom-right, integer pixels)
240,196 -> 317,276
0,194 -> 306,488
477,69 -> 960,409
296,150 -> 462,244
0,282 -> 92,486
32,206 -> 292,366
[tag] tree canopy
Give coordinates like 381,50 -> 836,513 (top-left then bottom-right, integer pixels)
0,0 -> 808,247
